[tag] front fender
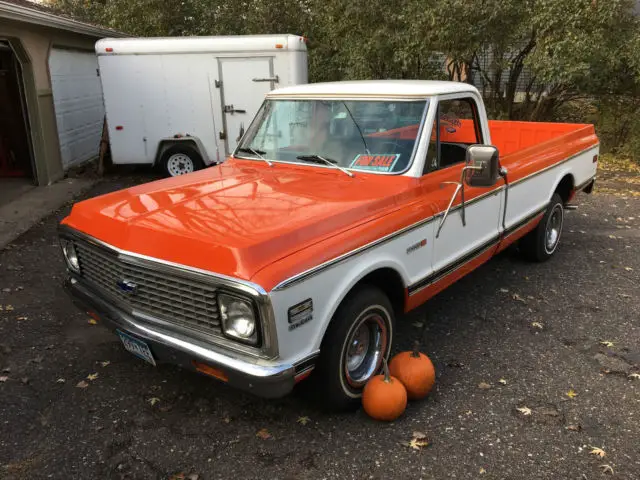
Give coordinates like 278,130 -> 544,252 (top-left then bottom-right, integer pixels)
268,255 -> 410,364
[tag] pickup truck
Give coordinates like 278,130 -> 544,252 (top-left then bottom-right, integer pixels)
59,81 -> 598,410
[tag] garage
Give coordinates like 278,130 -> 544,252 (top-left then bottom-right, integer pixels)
49,48 -> 105,169
0,0 -> 125,191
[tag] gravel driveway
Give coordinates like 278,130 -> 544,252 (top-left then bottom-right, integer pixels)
1,175 -> 638,479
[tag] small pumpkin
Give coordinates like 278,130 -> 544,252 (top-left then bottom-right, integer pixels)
389,341 -> 435,400
362,358 -> 407,421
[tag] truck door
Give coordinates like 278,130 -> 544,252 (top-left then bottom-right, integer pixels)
218,57 -> 276,154
425,95 -> 502,287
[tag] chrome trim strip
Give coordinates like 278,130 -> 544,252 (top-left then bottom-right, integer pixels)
408,236 -> 498,296
58,225 -> 279,359
272,212 -> 437,290
509,145 -> 599,187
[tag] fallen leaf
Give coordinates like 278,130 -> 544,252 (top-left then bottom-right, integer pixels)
412,321 -> 423,328
2,288 -> 10,293
589,446 -> 606,458
478,382 -> 492,390
408,437 -> 430,450
76,380 -> 89,388
600,464 -> 614,475
566,389 -> 578,399
297,416 -> 310,425
86,373 -> 99,381
512,293 -> 526,303
148,397 -> 160,406
479,467 -> 486,474
516,406 -> 532,416
600,341 -> 614,348
619,293 -> 631,298
498,378 -> 508,385
566,424 -> 581,432
624,266 -> 633,272
100,361 -> 110,367
222,416 -> 231,424
56,378 -> 65,383
608,235 -> 617,239
412,431 -> 428,440
0,376 -> 8,382
499,288 -> 509,293
16,316 -> 28,321
88,318 -> 98,325
5,305 -> 14,311
531,322 -> 544,329
628,373 -> 640,380
256,428 -> 272,440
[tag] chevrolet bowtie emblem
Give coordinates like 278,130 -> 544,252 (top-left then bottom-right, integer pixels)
116,279 -> 138,295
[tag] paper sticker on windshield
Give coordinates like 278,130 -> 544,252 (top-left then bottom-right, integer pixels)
350,154 -> 401,172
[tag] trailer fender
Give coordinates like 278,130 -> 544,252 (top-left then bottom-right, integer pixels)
155,136 -> 216,166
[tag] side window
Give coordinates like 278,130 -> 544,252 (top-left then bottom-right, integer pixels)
425,97 -> 482,173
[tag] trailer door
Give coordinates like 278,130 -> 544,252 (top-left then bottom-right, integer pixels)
218,57 -> 275,154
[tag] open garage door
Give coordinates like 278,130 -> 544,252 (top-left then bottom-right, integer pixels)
49,48 -> 104,169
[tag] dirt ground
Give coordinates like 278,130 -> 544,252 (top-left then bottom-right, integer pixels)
1,172 -> 638,479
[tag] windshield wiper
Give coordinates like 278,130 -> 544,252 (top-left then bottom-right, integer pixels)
236,147 -> 273,167
296,154 -> 354,178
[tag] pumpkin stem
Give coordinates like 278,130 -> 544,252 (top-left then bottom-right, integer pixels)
382,357 -> 391,383
411,340 -> 421,358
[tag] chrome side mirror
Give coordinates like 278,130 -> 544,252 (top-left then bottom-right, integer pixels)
464,145 -> 500,188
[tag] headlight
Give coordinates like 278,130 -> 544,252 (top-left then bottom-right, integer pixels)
61,239 -> 80,273
218,293 -> 258,345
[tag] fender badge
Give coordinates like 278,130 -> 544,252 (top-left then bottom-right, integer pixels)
406,239 -> 427,255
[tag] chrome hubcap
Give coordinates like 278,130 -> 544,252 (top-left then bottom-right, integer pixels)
344,311 -> 387,387
545,205 -> 563,253
167,154 -> 194,176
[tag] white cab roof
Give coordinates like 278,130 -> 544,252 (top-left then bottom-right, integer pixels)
96,34 -> 307,55
268,80 -> 479,98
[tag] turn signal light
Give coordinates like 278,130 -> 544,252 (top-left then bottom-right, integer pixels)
105,47 -> 113,52
192,361 -> 228,382
275,44 -> 284,49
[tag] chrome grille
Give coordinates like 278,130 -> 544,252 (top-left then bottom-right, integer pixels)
74,240 -> 222,336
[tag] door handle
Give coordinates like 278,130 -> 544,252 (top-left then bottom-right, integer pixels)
252,75 -> 279,83
223,105 -> 246,114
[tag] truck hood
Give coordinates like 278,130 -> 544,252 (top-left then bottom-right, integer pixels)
62,159 -> 416,285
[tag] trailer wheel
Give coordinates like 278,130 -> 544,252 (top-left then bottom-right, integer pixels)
309,285 -> 394,411
520,193 -> 564,262
160,145 -> 204,177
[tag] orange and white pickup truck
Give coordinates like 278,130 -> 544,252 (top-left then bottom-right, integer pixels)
60,81 -> 598,409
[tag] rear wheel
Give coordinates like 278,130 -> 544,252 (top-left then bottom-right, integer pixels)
520,192 -> 564,262
309,286 -> 394,411
160,144 -> 204,177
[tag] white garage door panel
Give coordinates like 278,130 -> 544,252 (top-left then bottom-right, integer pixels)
49,49 -> 105,169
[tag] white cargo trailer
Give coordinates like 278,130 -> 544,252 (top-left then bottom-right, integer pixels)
96,35 -> 308,176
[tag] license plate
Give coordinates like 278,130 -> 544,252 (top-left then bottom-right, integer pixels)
117,330 -> 156,366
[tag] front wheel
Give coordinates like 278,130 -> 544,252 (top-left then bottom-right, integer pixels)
160,144 -> 204,177
309,286 -> 395,411
520,192 -> 564,262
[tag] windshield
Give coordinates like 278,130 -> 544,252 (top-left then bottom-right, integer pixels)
235,99 -> 429,174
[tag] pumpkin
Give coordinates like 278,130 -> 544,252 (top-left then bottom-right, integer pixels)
389,341 -> 435,400
362,358 -> 407,421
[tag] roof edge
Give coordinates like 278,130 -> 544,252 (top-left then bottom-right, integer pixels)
0,1 -> 127,38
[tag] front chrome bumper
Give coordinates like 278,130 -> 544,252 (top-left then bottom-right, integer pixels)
64,276 -> 298,398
